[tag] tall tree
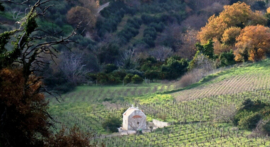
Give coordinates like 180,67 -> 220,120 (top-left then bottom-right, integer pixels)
67,6 -> 96,33
0,1 -> 95,146
197,2 -> 267,44
235,25 -> 270,61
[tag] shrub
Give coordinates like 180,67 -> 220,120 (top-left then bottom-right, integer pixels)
219,50 -> 236,67
145,70 -> 159,81
143,35 -> 155,47
124,74 -> 133,84
178,72 -> 196,87
107,74 -> 121,84
131,74 -> 143,84
102,116 -> 122,132
143,27 -> 157,39
161,57 -> 188,79
112,70 -> 127,80
86,73 -> 97,81
97,44 -> 120,64
242,99 -> 254,110
263,120 -> 270,135
141,14 -> 159,24
125,69 -> 144,78
238,113 -> 262,130
104,64 -> 118,73
96,73 -> 108,84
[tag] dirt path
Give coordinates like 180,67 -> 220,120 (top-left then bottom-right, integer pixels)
97,2 -> 110,13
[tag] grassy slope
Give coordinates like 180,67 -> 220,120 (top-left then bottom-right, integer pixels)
49,60 -> 270,145
48,82 -> 176,134
92,59 -> 270,146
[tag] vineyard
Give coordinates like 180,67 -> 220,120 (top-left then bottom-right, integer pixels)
48,59 -> 270,146
92,123 -> 270,147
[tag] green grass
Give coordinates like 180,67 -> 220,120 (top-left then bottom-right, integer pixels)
164,59 -> 270,95
93,123 -> 270,147
48,59 -> 270,145
48,82 -> 176,134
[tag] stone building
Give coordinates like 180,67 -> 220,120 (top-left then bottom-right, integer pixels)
122,106 -> 147,130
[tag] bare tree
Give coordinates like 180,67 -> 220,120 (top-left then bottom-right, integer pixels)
176,28 -> 198,59
59,51 -> 89,85
149,46 -> 173,61
195,53 -> 218,71
116,49 -> 138,69
213,104 -> 236,123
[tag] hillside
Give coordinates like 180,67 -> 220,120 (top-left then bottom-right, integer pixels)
2,0 -> 270,146
47,59 -> 270,146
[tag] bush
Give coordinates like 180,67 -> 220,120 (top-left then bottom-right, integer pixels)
104,64 -> 118,73
97,44 -> 120,64
107,74 -> 121,85
242,99 -> 254,110
161,57 -> 188,79
112,70 -> 127,80
178,72 -> 196,87
141,14 -> 159,24
145,70 -> 159,81
131,74 -> 143,84
143,27 -> 157,39
238,113 -> 262,130
102,116 -> 122,132
96,73 -> 108,84
142,35 -> 155,47
149,22 -> 165,32
124,74 -> 133,84
117,17 -> 142,44
219,50 -> 236,67
125,69 -> 144,78
263,120 -> 270,135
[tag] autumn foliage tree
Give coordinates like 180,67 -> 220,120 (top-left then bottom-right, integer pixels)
198,2 -> 267,44
235,25 -> 270,62
0,69 -> 49,146
67,6 -> 96,32
221,27 -> 241,46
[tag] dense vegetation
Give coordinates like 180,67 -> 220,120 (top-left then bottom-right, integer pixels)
2,0 -> 270,147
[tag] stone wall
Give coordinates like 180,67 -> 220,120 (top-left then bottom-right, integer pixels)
152,119 -> 170,128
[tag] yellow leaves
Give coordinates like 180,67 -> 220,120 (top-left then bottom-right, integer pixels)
221,27 -> 241,45
221,2 -> 251,26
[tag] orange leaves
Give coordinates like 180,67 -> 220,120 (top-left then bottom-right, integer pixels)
0,68 -> 49,140
198,15 -> 227,44
198,2 -> 268,62
198,2 -> 267,44
267,7 -> 270,13
235,25 -> 270,61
